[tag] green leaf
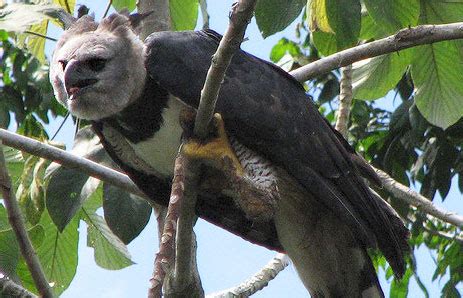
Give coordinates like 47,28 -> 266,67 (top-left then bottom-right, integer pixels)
112,0 -> 136,12
359,13 -> 384,40
53,0 -> 76,14
46,167 -> 89,231
0,229 -> 20,279
352,49 -> 412,100
84,211 -> 133,270
411,42 -> 463,129
17,212 -> 77,296
270,38 -> 302,63
255,0 -> 305,38
103,183 -> 151,244
364,0 -> 419,34
17,21 -> 47,63
312,30 -> 337,56
170,0 -> 198,31
325,0 -> 361,50
310,0 -> 360,52
3,146 -> 24,187
46,127 -> 103,230
36,211 -> 78,295
390,267 -> 412,298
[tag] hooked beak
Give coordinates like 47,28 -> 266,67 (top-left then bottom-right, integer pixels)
64,60 -> 98,100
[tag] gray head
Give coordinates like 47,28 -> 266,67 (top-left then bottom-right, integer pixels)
50,12 -> 147,120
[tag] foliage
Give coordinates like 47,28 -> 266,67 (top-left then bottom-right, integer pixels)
0,0 -> 462,296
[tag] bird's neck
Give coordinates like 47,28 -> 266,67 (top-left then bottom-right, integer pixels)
100,79 -> 169,143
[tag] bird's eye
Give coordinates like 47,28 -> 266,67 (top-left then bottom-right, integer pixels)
87,58 -> 107,72
58,60 -> 68,71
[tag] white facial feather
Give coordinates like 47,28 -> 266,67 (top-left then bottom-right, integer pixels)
50,14 -> 147,120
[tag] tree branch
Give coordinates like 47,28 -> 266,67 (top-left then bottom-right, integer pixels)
137,0 -> 171,40
0,276 -> 37,298
207,254 -> 290,298
0,142 -> 53,298
194,0 -> 258,138
290,22 -> 463,81
375,168 -> 463,228
334,64 -> 353,138
149,156 -> 184,298
0,128 -> 145,198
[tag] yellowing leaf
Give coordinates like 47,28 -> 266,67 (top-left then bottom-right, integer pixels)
307,0 -> 333,33
53,0 -> 75,13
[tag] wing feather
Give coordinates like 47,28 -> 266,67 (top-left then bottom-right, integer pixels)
144,30 -> 409,276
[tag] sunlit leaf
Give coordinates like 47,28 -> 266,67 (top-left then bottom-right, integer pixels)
112,0 -> 136,12
352,49 -> 412,100
170,0 -> 198,31
0,3 -> 59,32
307,0 -> 332,33
84,211 -> 133,270
411,42 -> 463,129
364,0 -> 419,34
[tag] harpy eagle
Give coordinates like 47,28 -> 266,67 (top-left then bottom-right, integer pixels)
50,12 -> 409,297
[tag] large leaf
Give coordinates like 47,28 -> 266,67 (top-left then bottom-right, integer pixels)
112,0 -> 136,12
17,21 -> 48,64
0,229 -> 19,280
364,0 -> 419,34
170,0 -> 198,31
311,30 -> 337,56
103,183 -> 151,244
309,0 -> 361,51
16,211 -> 77,296
45,127 -> 105,230
352,49 -> 412,100
0,3 -> 58,32
255,0 -> 305,38
46,167 -> 89,231
84,211 -> 133,270
411,42 -> 463,129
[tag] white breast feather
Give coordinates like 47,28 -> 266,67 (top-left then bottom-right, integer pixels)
127,95 -> 187,178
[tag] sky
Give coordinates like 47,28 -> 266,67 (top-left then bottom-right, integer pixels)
32,0 -> 463,297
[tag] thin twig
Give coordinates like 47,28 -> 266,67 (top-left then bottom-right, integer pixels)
24,31 -> 57,42
375,167 -> 463,228
0,276 -> 37,298
207,254 -> 290,298
194,0 -> 258,138
102,0 -> 112,18
149,156 -> 185,298
199,0 -> 210,30
0,128 -> 145,198
290,22 -> 463,81
334,64 -> 353,138
0,142 -> 53,298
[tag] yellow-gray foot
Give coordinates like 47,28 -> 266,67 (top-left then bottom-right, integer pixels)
179,110 -> 275,222
181,112 -> 244,176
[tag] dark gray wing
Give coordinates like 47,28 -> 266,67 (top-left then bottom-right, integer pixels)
144,30 -> 409,277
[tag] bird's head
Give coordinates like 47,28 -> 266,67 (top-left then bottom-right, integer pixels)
50,12 -> 147,120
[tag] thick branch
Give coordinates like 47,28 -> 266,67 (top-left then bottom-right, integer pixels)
375,168 -> 463,228
290,22 -> 463,81
194,0 -> 258,138
334,64 -> 353,138
149,157 -> 184,298
172,157 -> 200,291
207,254 -> 290,298
137,0 -> 171,40
0,142 -> 53,298
0,277 -> 37,298
0,129 -> 145,198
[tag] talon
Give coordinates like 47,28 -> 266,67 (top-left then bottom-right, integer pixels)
181,113 -> 244,176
